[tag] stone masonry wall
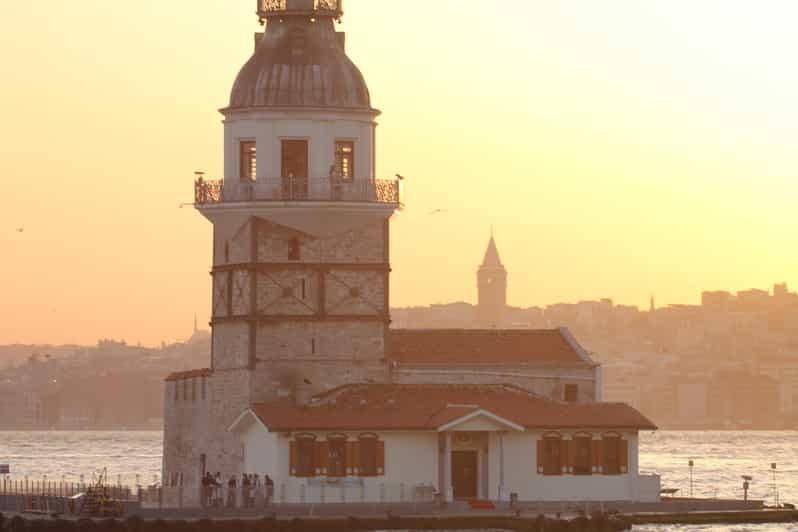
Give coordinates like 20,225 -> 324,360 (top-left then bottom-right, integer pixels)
162,369 -> 251,505
212,322 -> 249,370
256,219 -> 386,264
255,321 -> 385,362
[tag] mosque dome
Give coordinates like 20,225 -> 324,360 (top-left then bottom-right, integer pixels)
228,11 -> 372,111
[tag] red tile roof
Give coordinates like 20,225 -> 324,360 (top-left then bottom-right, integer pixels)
388,328 -> 593,366
165,368 -> 213,382
248,384 -> 656,432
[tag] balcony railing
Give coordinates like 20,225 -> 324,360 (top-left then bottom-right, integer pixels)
194,177 -> 402,206
258,0 -> 343,17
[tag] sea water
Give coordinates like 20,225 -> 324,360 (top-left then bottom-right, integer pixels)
1,431 -> 796,531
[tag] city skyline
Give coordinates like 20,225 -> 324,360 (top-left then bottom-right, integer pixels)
3,0 -> 798,345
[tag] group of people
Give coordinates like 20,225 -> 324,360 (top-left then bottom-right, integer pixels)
201,472 -> 273,509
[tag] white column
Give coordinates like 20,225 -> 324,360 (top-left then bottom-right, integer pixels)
498,432 -> 505,501
444,431 -> 453,502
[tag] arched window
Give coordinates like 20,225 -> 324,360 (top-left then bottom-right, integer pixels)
327,433 -> 348,478
602,432 -> 622,475
539,432 -> 563,476
291,433 -> 317,478
359,433 -> 379,477
572,432 -> 593,475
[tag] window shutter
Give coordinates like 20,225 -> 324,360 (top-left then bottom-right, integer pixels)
619,439 -> 629,474
536,440 -> 544,474
315,441 -> 329,476
376,440 -> 385,476
290,441 -> 297,477
559,439 -> 569,475
567,439 -> 577,474
348,441 -> 361,476
592,439 -> 603,474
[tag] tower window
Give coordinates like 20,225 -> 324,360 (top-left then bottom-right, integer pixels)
301,279 -> 307,299
288,238 -> 301,261
240,140 -> 256,181
334,141 -> 354,182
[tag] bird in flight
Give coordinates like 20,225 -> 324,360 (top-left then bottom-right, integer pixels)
395,173 -> 406,181
428,209 -> 448,215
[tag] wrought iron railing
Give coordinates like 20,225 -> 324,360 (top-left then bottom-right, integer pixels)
258,0 -> 342,17
194,177 -> 402,206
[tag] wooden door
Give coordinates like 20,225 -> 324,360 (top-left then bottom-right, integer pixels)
281,140 -> 308,199
451,451 -> 478,500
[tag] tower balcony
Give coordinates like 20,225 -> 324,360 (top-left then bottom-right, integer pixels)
194,176 -> 403,206
258,0 -> 343,18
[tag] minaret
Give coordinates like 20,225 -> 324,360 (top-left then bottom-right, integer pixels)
165,0 -> 402,484
477,232 -> 507,327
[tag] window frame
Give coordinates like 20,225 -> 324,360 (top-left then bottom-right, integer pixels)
334,140 -> 355,182
239,140 -> 257,182
542,433 -> 563,476
602,433 -> 622,475
358,433 -> 378,477
572,432 -> 592,475
327,434 -> 348,478
564,383 -> 579,403
294,433 -> 317,478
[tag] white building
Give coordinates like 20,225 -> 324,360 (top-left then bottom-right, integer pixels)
162,0 -> 660,506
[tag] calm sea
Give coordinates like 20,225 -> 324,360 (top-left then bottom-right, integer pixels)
1,431 -> 797,531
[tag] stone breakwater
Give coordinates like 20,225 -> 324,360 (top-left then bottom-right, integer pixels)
0,513 -> 636,532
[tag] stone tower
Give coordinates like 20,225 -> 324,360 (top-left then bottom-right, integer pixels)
476,234 -> 507,327
163,0 -> 402,493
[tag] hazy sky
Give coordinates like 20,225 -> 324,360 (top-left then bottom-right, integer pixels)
2,0 -> 797,346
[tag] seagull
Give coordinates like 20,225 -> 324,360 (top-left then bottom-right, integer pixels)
395,173 -> 406,181
303,378 -> 313,385
428,209 -> 448,215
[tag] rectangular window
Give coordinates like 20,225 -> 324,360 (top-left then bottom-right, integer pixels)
328,439 -> 347,477
191,378 -> 196,401
603,437 -> 621,475
182,379 -> 188,401
359,437 -> 377,476
334,141 -> 354,182
543,438 -> 562,476
240,140 -> 256,181
174,381 -> 179,401
288,238 -> 301,261
564,384 -> 578,403
296,439 -> 315,477
573,437 -> 592,475
201,377 -> 206,400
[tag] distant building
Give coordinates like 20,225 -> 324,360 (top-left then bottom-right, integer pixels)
476,235 -> 508,328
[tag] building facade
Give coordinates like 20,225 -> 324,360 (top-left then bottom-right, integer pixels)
162,0 -> 658,505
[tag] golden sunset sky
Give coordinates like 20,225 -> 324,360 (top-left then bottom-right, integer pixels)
2,0 -> 797,345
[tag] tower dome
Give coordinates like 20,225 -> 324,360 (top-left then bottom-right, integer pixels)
228,0 -> 372,110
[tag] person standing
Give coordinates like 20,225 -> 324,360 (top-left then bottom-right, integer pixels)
265,474 -> 274,506
242,474 -> 251,509
227,475 -> 237,509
